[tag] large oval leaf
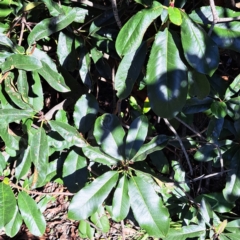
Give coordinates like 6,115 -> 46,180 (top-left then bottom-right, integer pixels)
0,182 -> 16,228
146,29 -> 188,118
116,1 -> 163,56
28,9 -> 76,45
115,42 -> 147,99
18,191 -> 46,236
125,115 -> 148,160
112,175 -> 130,222
181,11 -> 219,76
48,120 -> 88,148
73,94 -> 99,134
93,114 -> 125,160
68,171 -> 119,220
128,176 -> 170,238
0,109 -> 34,124
223,149 -> 240,202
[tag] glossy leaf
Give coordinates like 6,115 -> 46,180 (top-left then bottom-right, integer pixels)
181,11 -> 219,76
0,182 -> 16,228
132,135 -> 169,162
125,115 -> 148,160
18,191 -> 46,236
63,148 -> 87,193
112,175 -> 130,222
37,61 -> 70,93
4,205 -> 22,237
42,0 -> 64,16
225,74 -> 240,100
116,1 -> 163,56
128,176 -> 170,237
73,94 -> 99,134
223,149 -> 240,202
115,42 -> 147,99
0,33 -> 15,51
150,150 -> 169,174
194,144 -> 218,162
2,54 -> 42,73
28,9 -> 76,45
48,120 -> 87,147
190,6 -> 240,52
82,146 -> 119,166
146,29 -> 188,118
68,171 -> 119,220
226,219 -> 240,233
30,128 -> 48,188
94,114 -> 125,160
0,109 -> 34,124
211,101 -> 227,119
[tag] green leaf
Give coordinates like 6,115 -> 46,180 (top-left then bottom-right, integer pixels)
82,146 -> 119,166
168,7 -> 182,26
189,6 -> 240,52
30,128 -> 48,188
29,71 -> 44,112
17,70 -> 29,103
37,61 -> 70,93
116,1 -> 163,56
73,94 -> 99,134
112,175 -> 130,222
94,114 -> 125,160
63,148 -> 87,193
48,120 -> 88,147
68,171 -> 119,220
15,146 -> 32,180
188,70 -> 210,99
200,197 -> 213,225
132,135 -> 169,162
146,29 -> 188,118
0,182 -> 17,228
78,220 -> 95,239
18,191 -> 46,236
194,144 -> 218,162
165,224 -> 206,240
1,54 -> 42,73
181,11 -> 219,76
150,150 -> 169,174
225,74 -> 240,100
211,101 -> 227,119
4,205 -> 22,238
28,9 -> 76,45
128,176 -> 170,238
115,42 -> 147,99
125,115 -> 148,160
223,149 -> 240,202
0,33 -> 15,51
226,219 -> 240,233
90,206 -> 110,233
0,109 -> 34,124
42,0 -> 64,16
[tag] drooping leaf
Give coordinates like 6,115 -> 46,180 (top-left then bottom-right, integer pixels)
63,148 -> 88,193
48,120 -> 88,148
94,114 -> 125,160
146,29 -> 188,118
132,135 -> 169,162
28,9 -> 76,45
18,191 -> 46,236
1,54 -> 42,73
125,115 -> 148,160
115,42 -> 147,99
181,11 -> 219,76
30,128 -> 48,188
116,1 -> 163,56
112,175 -> 130,222
37,61 -> 70,93
82,146 -> 119,166
223,149 -> 240,202
0,109 -> 34,124
128,176 -> 170,238
0,182 -> 17,228
68,171 -> 119,220
73,94 -> 99,134
4,205 -> 22,238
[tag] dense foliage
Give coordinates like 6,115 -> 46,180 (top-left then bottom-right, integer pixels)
1,0 -> 240,239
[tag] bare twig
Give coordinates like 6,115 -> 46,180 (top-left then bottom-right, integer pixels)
164,118 -> 193,175
121,220 -> 126,240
